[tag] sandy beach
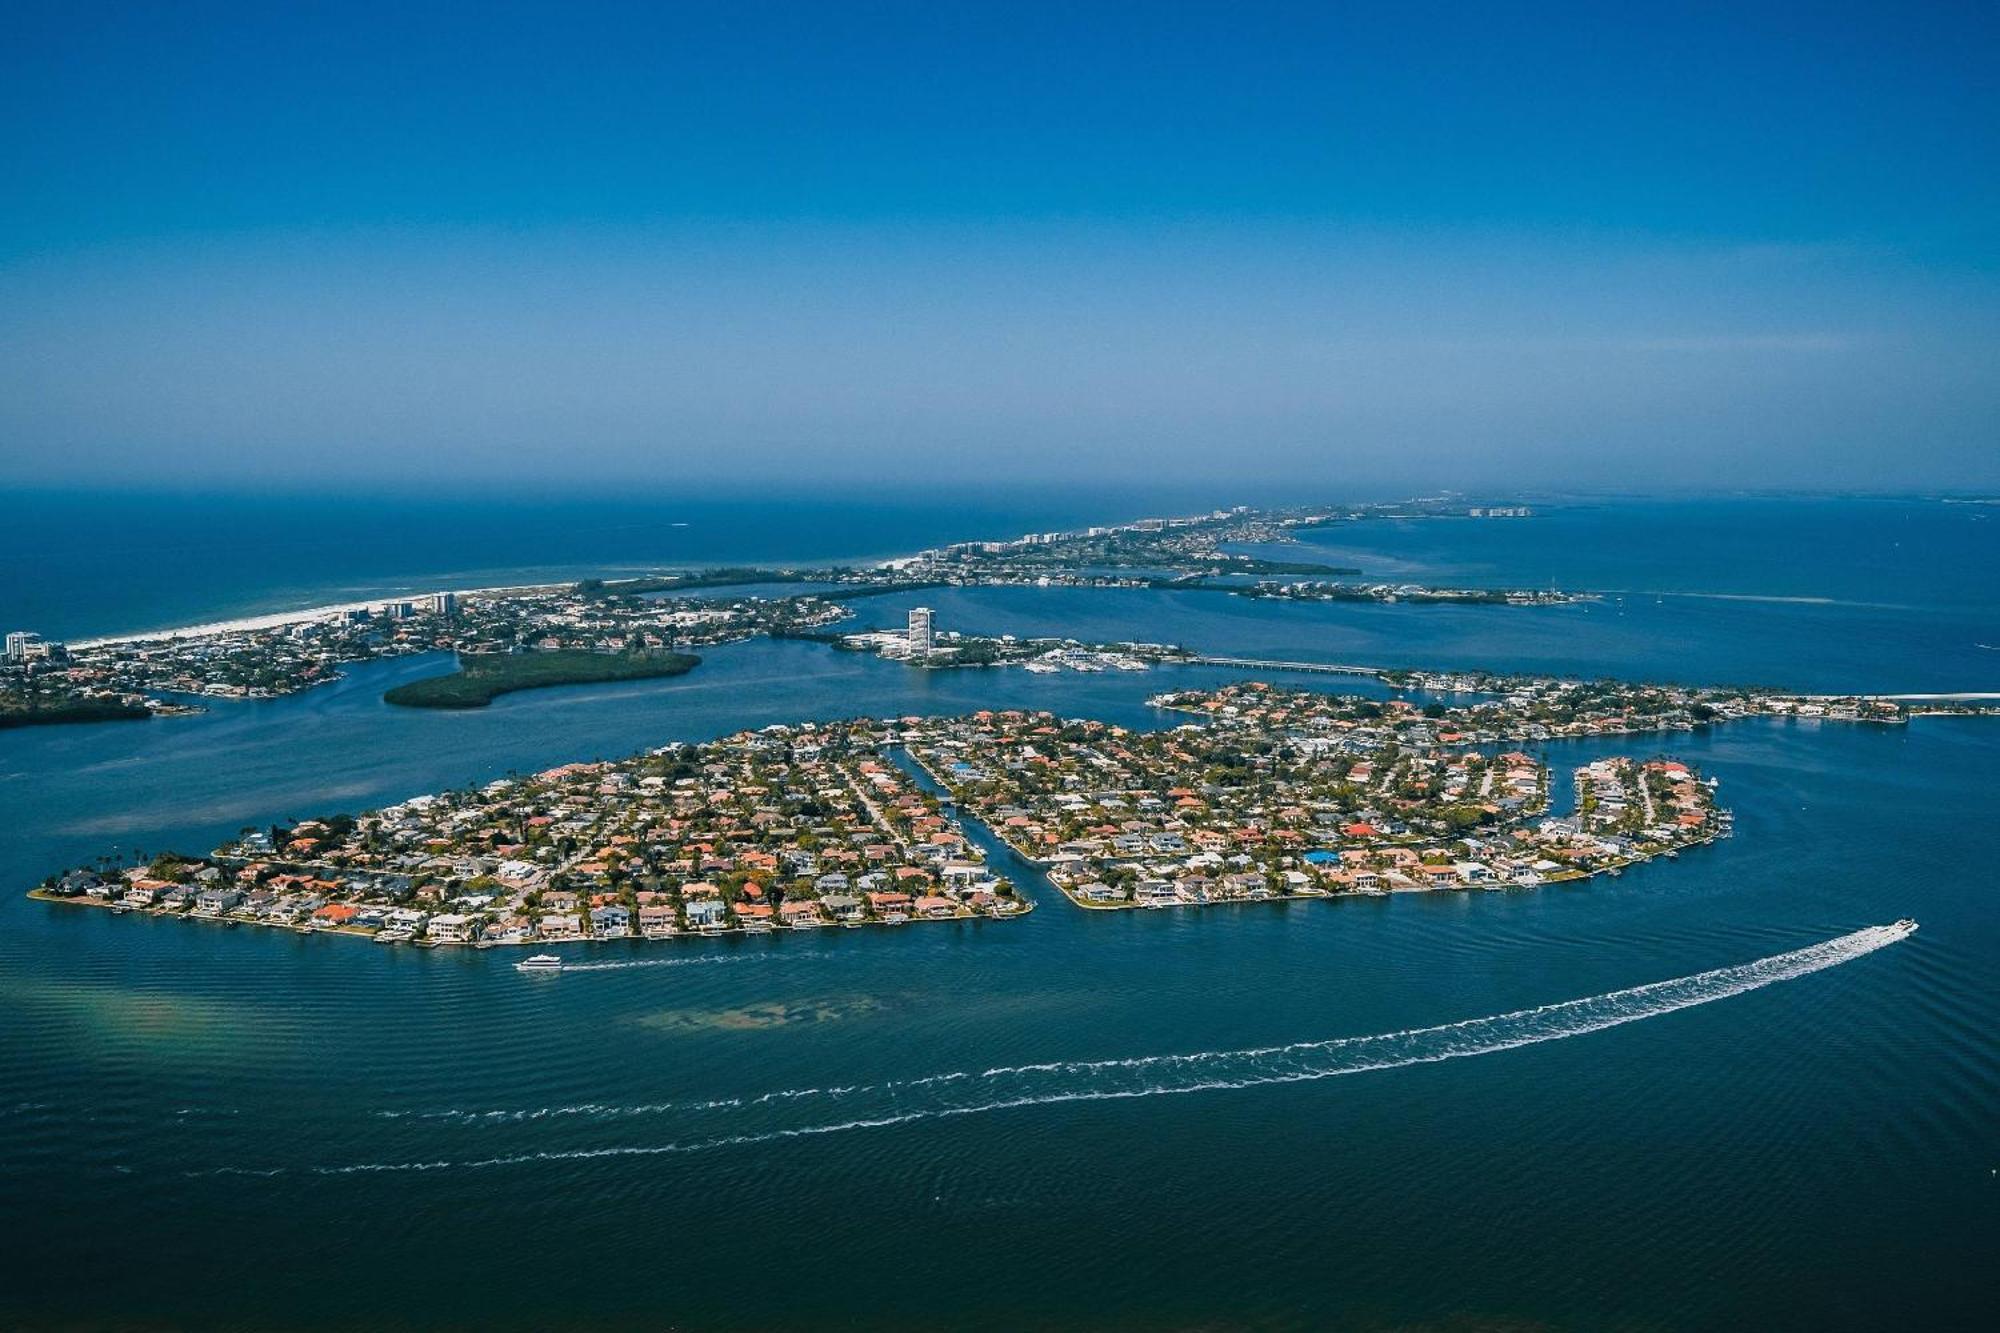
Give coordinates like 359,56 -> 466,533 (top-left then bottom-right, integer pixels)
68,582 -> 573,649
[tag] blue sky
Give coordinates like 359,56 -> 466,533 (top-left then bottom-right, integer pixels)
2,1 -> 1995,493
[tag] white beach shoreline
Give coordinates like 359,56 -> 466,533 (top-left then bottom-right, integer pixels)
68,582 -> 574,649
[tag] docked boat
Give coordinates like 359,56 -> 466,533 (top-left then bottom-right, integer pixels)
515,953 -> 563,972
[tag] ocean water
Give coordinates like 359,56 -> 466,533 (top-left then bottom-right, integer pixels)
0,486 -> 1272,642
1,495 -> 1995,1330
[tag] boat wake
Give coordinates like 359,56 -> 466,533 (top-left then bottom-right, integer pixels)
374,1085 -> 862,1124
553,952 -> 793,974
213,923 -> 1918,1177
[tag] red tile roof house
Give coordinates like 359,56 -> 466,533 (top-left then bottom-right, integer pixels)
124,878 -> 174,906
780,900 -> 826,926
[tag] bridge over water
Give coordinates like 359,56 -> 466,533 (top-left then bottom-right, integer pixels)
1184,657 -> 1999,702
1863,692 -> 2000,702
1187,656 -> 1384,677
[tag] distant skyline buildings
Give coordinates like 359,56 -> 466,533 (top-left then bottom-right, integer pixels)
907,607 -> 934,658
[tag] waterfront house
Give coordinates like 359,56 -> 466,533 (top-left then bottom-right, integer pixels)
126,879 -> 173,907
940,861 -> 985,887
487,916 -> 534,944
780,899 -> 826,927
426,914 -> 480,944
1221,871 -> 1267,898
53,869 -> 104,897
385,907 -> 429,933
194,886 -> 243,915
538,912 -> 583,940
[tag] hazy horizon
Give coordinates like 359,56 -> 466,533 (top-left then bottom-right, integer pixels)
4,2 -> 1996,494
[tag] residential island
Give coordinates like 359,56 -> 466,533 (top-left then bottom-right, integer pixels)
35,650 -> 2000,939
26,663 -> 1789,943
905,687 -> 1723,910
35,718 -> 1029,943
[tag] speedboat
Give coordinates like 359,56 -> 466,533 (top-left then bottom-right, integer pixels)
515,953 -> 564,972
1892,918 -> 1919,935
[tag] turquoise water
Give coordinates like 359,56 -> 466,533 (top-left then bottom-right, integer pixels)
1,496 -> 1996,1329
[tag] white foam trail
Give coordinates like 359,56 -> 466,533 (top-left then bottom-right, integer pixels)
552,952 -> 792,974
376,1086 -> 862,1124
1601,589 -> 1907,609
229,923 -> 1916,1178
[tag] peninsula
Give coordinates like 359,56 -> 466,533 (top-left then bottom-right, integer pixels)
1,497 -> 1593,727
12,497 -> 1991,731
